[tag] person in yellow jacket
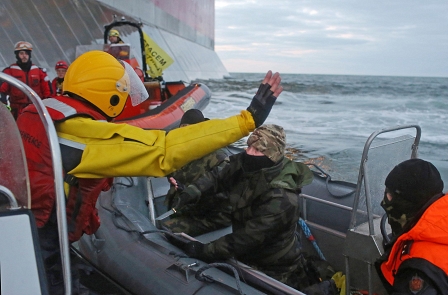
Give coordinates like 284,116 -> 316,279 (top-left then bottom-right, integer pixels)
108,29 -> 124,44
16,50 -> 282,294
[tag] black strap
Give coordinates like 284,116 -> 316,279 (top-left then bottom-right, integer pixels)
64,174 -> 78,187
63,173 -> 81,232
307,164 -> 356,199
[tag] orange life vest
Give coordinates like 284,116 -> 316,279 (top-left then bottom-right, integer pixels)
380,194 -> 448,285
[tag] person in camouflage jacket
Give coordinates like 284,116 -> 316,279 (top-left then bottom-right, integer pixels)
163,109 -> 232,236
175,124 -> 314,290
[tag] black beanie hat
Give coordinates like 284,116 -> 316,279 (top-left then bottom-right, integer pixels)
385,159 -> 444,203
179,109 -> 208,126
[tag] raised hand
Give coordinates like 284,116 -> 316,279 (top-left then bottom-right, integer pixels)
247,70 -> 283,127
261,70 -> 283,97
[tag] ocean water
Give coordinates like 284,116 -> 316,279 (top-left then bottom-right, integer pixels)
195,73 -> 448,190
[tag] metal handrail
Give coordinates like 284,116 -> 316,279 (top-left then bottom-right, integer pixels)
0,72 -> 72,294
0,185 -> 19,209
349,125 -> 421,234
147,177 -> 157,226
345,125 -> 420,295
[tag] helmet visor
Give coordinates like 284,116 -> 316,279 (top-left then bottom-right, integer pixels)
119,61 -> 149,106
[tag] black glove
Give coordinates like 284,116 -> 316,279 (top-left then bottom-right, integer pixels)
184,241 -> 207,259
165,178 -> 186,209
173,186 -> 200,212
184,241 -> 215,262
176,181 -> 185,192
168,177 -> 185,192
247,82 -> 277,127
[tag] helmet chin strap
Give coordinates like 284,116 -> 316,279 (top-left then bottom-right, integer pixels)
66,92 -> 115,122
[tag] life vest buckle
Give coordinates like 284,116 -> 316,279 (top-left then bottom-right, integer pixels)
64,174 -> 78,186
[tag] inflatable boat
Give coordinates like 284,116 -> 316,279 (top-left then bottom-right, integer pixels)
114,81 -> 211,130
77,124 -> 421,295
77,19 -> 212,131
0,72 -> 422,294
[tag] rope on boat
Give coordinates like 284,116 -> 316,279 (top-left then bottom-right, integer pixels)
306,163 -> 356,199
298,218 -> 326,261
195,263 -> 244,295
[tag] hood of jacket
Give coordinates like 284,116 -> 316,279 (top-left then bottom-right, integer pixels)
270,158 -> 313,191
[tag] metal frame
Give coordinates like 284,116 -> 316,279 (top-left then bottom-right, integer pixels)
104,16 -> 149,81
147,177 -> 157,226
349,125 -> 421,233
345,125 -> 421,295
0,185 -> 19,209
300,193 -> 353,239
0,72 -> 72,294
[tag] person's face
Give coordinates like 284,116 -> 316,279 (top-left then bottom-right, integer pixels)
18,51 -> 30,63
246,145 -> 264,156
56,68 -> 67,79
109,36 -> 118,44
385,191 -> 393,201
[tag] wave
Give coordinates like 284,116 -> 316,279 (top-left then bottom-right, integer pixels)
201,73 -> 448,188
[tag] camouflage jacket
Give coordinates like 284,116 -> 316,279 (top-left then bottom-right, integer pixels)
165,148 -> 230,215
190,153 -> 313,267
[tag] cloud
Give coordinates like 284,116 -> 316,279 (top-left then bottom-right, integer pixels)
215,0 -> 448,77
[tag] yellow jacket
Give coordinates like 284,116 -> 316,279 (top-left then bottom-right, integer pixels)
57,110 -> 255,178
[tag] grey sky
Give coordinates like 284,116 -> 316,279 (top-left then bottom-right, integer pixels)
215,0 -> 448,77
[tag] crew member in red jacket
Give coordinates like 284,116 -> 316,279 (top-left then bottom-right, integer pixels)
376,159 -> 448,294
51,60 -> 68,95
0,41 -> 51,119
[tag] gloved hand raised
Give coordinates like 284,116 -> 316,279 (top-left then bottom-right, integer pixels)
247,70 -> 283,127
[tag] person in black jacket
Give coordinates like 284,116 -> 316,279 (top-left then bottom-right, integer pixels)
376,159 -> 447,294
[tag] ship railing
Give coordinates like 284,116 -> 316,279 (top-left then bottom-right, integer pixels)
0,72 -> 72,295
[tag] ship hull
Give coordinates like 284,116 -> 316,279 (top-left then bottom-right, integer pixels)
0,0 -> 228,82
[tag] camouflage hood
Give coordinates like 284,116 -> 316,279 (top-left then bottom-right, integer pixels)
270,158 -> 313,191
